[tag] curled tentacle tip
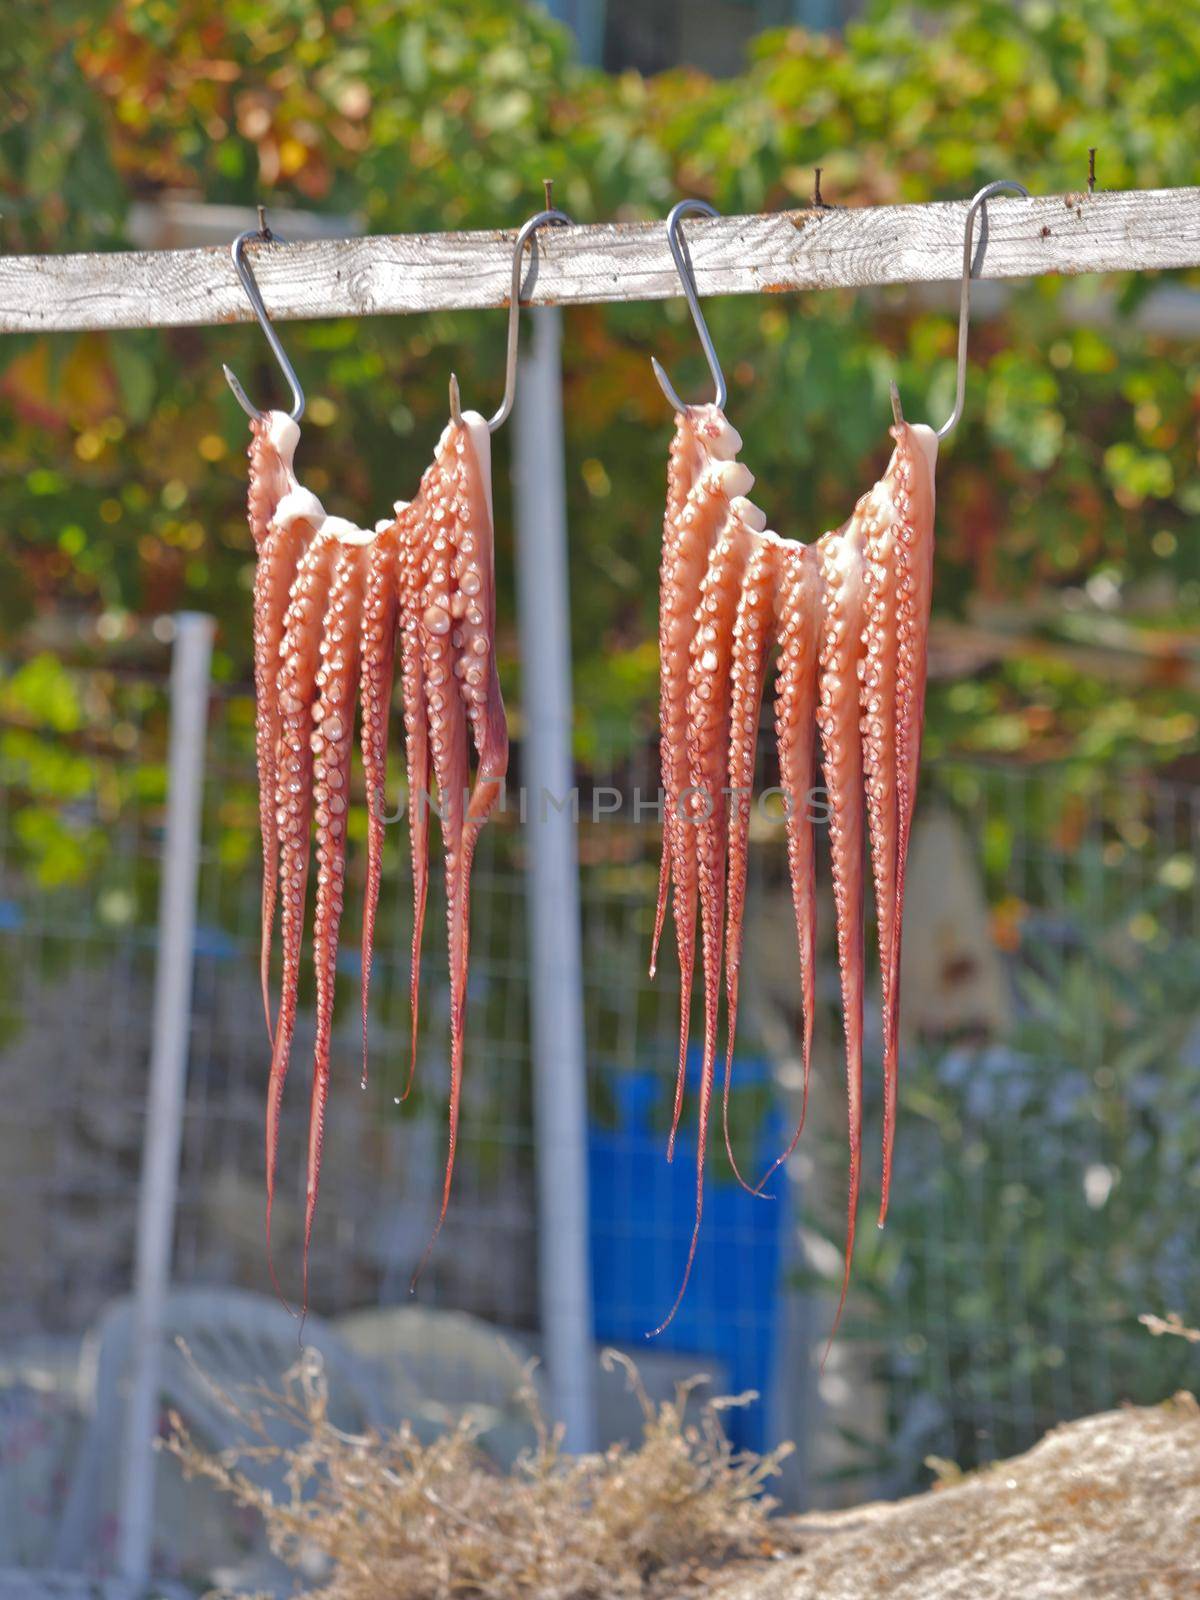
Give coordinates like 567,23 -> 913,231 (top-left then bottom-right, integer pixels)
646,1296 -> 686,1339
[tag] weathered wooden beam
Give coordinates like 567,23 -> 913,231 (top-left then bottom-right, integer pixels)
2,187 -> 1198,334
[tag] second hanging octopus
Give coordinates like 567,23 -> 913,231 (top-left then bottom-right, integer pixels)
653,398 -> 938,1334
649,184 -> 1023,1334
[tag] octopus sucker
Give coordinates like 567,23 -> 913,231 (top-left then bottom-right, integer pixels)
816,509 -> 870,1348
358,513 -> 406,1088
753,540 -> 823,1197
303,526 -> 370,1304
881,421 -> 938,1222
722,528 -> 781,1186
660,440 -> 753,1160
652,405 -> 742,980
265,517 -> 336,1263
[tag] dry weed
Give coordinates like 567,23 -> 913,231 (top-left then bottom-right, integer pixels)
163,1346 -> 793,1599
1139,1312 -> 1200,1345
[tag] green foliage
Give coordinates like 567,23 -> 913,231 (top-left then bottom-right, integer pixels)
822,846 -> 1200,1492
844,934 -> 1200,1491
0,652 -> 169,887
2,0 -> 1198,774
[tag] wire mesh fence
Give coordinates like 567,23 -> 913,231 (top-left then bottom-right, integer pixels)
0,641 -> 1197,1577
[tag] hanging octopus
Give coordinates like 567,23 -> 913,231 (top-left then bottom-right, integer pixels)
651,404 -> 786,1328
246,412 -> 304,1039
723,530 -> 783,1154
653,404 -> 751,1157
652,411 -> 938,1337
814,507 -> 869,1337
760,541 -> 822,1175
403,404 -> 508,1278
243,402 -> 507,1305
863,419 -> 938,1224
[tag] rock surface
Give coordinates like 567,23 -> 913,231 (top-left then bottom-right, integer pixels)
688,1394 -> 1200,1600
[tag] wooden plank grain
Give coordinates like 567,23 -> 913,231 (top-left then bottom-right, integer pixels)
1,188 -> 1198,334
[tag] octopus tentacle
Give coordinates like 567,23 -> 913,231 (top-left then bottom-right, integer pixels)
654,476 -> 762,1332
303,527 -> 370,1305
247,410 -> 300,551
450,414 -> 506,1100
882,422 -> 938,1221
418,469 -> 469,1271
753,541 -> 823,1195
688,493 -> 760,1190
410,410 -> 508,1279
722,530 -> 780,1185
659,429 -> 750,1160
265,509 -> 334,1265
248,414 -> 304,1040
816,509 -> 870,1348
651,417 -> 698,978
652,405 -> 739,979
859,476 -> 902,1230
420,453 -> 468,1263
399,503 -> 433,1097
359,513 -> 406,1087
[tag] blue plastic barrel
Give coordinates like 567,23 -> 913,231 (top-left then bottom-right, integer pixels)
588,1047 -> 788,1451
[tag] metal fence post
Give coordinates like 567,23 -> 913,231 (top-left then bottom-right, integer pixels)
117,612 -> 214,1589
513,306 -> 596,1452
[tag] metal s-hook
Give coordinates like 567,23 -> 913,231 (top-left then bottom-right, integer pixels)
222,217 -> 306,423
651,199 -> 728,413
450,205 -> 573,434
936,179 -> 1029,440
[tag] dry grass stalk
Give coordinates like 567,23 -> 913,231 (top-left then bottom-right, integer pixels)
1139,1312 -> 1200,1345
162,1345 -> 793,1599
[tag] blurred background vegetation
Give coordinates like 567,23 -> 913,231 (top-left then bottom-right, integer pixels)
1,0 -> 1198,1498
3,0 -> 1199,788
